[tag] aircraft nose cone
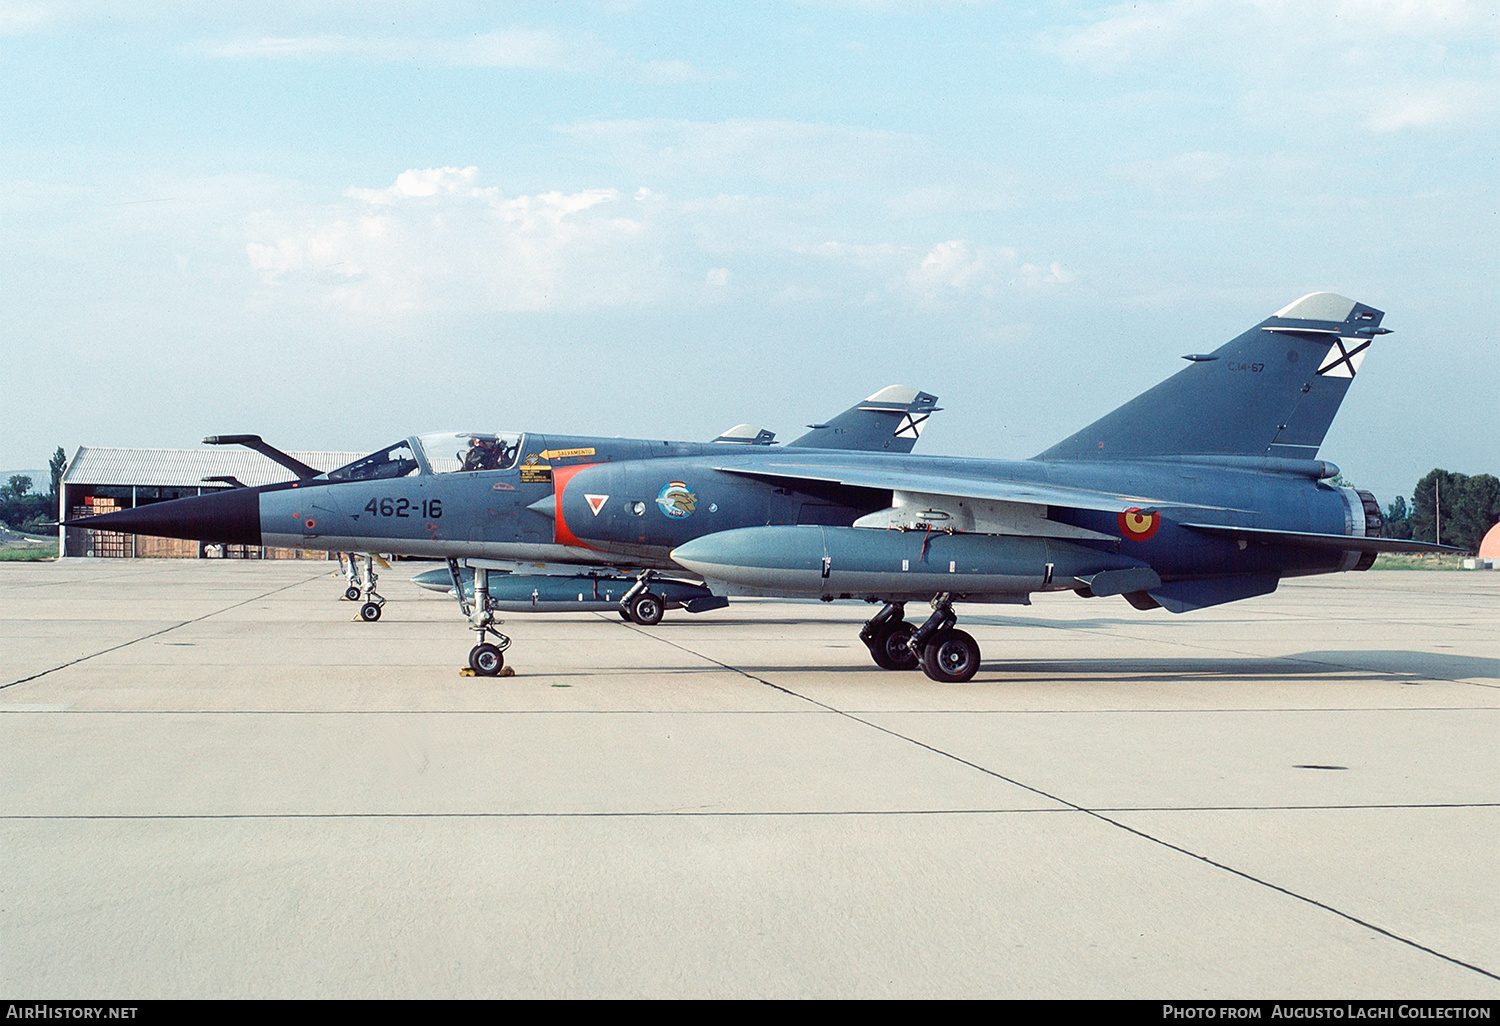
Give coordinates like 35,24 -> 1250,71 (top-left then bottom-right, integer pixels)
63,487 -> 262,546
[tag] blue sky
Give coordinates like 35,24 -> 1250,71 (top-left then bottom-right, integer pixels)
3,0 -> 1496,504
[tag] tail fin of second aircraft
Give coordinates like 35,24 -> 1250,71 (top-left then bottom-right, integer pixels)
789,386 -> 941,453
1035,293 -> 1388,462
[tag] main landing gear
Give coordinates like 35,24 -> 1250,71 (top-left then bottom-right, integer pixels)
618,570 -> 665,626
338,553 -> 386,622
860,594 -> 981,683
448,558 -> 512,676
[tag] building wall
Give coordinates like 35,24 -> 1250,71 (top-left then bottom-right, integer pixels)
61,483 -> 333,560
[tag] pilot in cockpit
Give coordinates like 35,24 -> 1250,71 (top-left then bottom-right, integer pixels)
462,437 -> 502,471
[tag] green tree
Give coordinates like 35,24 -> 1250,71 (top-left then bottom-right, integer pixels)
49,446 -> 67,499
1409,469 -> 1500,551
7,475 -> 31,500
1381,495 -> 1412,540
1453,473 -> 1500,550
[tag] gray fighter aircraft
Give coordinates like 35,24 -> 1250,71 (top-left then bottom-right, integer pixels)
66,385 -> 941,644
67,294 -> 1454,681
195,386 -> 938,622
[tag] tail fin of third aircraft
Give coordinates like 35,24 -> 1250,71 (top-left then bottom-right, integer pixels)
1036,293 -> 1389,462
789,386 -> 941,453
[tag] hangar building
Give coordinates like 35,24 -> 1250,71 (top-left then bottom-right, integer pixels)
59,446 -> 364,558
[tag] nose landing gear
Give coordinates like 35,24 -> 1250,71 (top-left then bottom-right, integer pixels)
448,558 -> 513,677
341,553 -> 386,622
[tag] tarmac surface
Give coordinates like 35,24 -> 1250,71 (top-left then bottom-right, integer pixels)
1,559 -> 1496,999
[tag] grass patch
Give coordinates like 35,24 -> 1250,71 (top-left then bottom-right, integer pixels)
0,541 -> 58,561
1370,552 -> 1468,571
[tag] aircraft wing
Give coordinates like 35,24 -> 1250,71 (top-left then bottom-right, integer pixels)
713,458 -> 1230,515
1180,523 -> 1463,554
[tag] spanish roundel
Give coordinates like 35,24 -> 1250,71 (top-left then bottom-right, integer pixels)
1118,507 -> 1160,541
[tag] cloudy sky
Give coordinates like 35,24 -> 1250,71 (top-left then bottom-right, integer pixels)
3,0 -> 1495,503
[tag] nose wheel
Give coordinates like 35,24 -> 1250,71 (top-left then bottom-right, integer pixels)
343,553 -> 386,622
468,641 -> 507,676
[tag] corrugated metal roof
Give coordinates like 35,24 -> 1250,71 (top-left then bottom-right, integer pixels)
63,447 -> 367,489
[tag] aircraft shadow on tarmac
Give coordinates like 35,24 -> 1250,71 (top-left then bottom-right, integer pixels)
1288,649 -> 1498,684
594,651 -> 1495,685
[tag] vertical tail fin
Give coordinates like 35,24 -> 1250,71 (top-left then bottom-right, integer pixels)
789,385 -> 941,453
1036,293 -> 1388,462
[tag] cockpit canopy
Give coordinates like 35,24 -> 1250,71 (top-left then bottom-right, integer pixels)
416,432 -> 524,473
326,432 -> 524,481
326,440 -> 419,482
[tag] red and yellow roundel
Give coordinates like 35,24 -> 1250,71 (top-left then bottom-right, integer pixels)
1118,507 -> 1160,541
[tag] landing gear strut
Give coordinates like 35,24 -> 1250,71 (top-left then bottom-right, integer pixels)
904,593 -> 981,683
338,553 -> 362,601
342,553 -> 385,622
860,602 -> 918,670
359,553 -> 385,622
619,570 -> 665,626
448,558 -> 512,676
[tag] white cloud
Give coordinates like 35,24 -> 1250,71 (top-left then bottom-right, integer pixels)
247,169 -> 651,313
899,240 -> 1074,303
0,1 -> 51,33
1046,0 -> 1496,71
242,168 -> 1069,317
1042,0 -> 1499,133
344,166 -> 498,205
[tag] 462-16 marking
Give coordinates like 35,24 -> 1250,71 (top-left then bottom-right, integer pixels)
365,498 -> 442,519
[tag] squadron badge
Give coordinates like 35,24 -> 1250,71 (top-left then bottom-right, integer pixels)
656,481 -> 698,519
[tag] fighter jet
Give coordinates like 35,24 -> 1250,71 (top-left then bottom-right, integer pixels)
65,385 -> 942,653
67,294 -> 1454,680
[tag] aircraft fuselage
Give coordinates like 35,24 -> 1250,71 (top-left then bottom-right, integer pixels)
247,448 -> 1364,591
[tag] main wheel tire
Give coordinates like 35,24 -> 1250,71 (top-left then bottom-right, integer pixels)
344,586 -> 362,601
469,643 -> 504,676
867,621 -> 919,670
919,628 -> 980,683
629,592 -> 664,626
359,601 -> 382,622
